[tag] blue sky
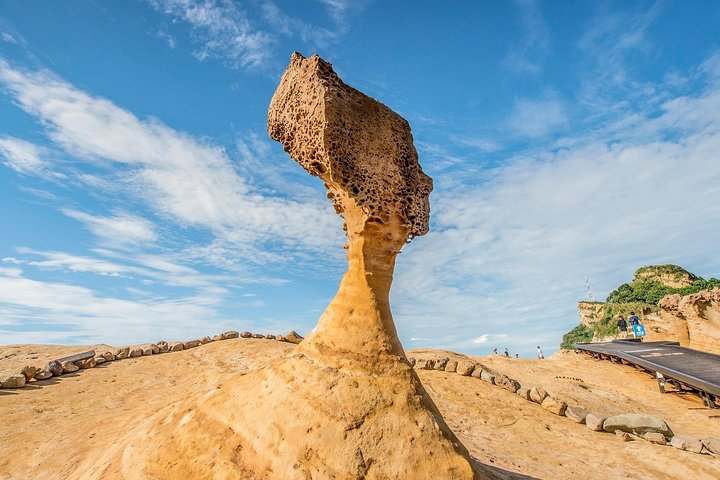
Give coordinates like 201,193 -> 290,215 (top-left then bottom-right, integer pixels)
1,1 -> 719,356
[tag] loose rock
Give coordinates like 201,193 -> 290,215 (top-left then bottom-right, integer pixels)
585,413 -> 607,432
470,367 -> 483,379
516,387 -> 531,400
115,347 -> 130,360
529,386 -> 548,404
47,361 -> 64,377
456,360 -> 476,376
240,331 -> 252,338
224,331 -> 239,339
497,375 -> 520,393
444,360 -> 457,373
61,361 -> 79,373
128,347 -> 143,358
75,358 -> 96,369
141,346 -> 154,356
541,396 -> 567,416
564,406 -> 589,423
212,334 -> 223,341
169,342 -> 184,352
603,414 -> 673,438
670,435 -> 704,454
34,369 -> 53,381
407,357 -> 416,366
94,356 -> 106,365
264,334 -> 274,339
200,336 -> 212,344
275,335 -> 286,341
615,431 -> 632,442
0,372 -> 26,388
434,358 -> 449,370
285,331 -> 304,344
157,343 -> 169,354
21,365 -> 37,382
643,432 -> 667,445
701,437 -> 719,455
480,369 -> 496,384
101,351 -> 115,362
183,340 -> 200,349
416,359 -> 435,370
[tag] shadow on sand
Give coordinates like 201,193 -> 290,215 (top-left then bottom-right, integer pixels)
472,457 -> 543,480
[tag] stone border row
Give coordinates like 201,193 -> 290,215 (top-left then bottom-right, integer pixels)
408,356 -> 718,457
0,330 -> 304,390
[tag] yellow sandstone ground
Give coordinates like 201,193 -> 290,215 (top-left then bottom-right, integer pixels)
1,339 -> 718,479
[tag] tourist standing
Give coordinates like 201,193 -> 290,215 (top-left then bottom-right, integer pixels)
504,347 -> 510,357
629,312 -> 640,326
536,346 -> 544,360
617,316 -> 628,338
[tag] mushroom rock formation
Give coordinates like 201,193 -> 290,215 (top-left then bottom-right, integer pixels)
104,53 -> 476,480
268,52 -> 433,363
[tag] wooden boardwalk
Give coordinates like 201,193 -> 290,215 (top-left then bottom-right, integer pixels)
575,340 -> 720,407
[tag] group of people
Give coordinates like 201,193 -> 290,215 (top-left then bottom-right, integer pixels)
616,312 -> 641,338
492,346 -> 545,360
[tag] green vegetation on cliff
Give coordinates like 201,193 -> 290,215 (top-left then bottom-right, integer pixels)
561,264 -> 719,349
606,265 -> 719,305
560,324 -> 593,349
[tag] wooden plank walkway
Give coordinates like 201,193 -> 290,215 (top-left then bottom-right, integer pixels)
575,340 -> 720,406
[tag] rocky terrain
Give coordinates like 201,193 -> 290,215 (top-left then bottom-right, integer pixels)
1,339 -> 718,479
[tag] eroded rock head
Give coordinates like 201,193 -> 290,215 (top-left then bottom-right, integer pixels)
268,52 -> 432,238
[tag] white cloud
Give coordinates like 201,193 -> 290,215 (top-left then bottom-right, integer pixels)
2,257 -> 22,264
507,96 -> 567,138
0,267 -> 233,345
0,136 -> 52,176
472,334 -> 489,344
147,0 -> 273,69
62,209 -> 158,248
1,32 -> 19,45
0,58 -> 341,264
394,53 -> 720,356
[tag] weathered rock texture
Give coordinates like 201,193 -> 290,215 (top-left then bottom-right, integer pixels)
652,288 -> 720,354
108,53 -> 475,480
578,301 -> 605,328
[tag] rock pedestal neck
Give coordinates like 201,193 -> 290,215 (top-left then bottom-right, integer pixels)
99,53 -> 477,480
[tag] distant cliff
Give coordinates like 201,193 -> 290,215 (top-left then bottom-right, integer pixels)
562,265 -> 720,352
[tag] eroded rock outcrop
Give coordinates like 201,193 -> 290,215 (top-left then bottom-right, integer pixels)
105,53 -> 476,480
653,288 -> 720,354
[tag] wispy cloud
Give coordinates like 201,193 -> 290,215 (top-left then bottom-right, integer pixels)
147,0 -> 273,69
0,136 -> 61,178
0,58 -> 340,264
502,0 -> 550,75
146,0 -> 365,71
260,1 -> 337,47
507,95 -> 567,138
578,2 -> 664,110
0,266 -> 232,345
61,209 -> 158,248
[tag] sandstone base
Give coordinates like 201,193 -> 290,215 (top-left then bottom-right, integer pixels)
108,352 -> 476,480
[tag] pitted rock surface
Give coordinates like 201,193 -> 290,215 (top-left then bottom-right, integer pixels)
268,52 -> 432,239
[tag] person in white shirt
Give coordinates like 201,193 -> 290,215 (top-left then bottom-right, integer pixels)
537,346 -> 544,360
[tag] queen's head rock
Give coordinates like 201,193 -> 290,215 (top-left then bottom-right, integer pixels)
96,53 -> 476,480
